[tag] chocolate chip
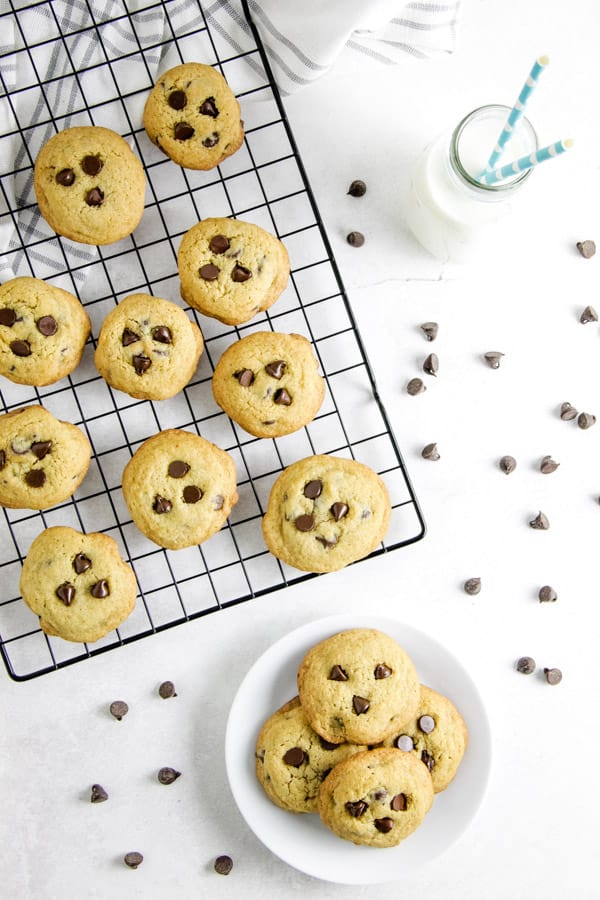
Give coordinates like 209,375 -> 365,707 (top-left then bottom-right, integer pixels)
56,582 -> 75,605
31,440 -> 51,460
421,442 -> 440,461
345,800 -> 368,817
328,665 -> 348,681
0,307 -> 17,327
273,388 -> 292,406
199,263 -> 220,281
132,354 -> 151,375
36,315 -> 58,336
418,715 -> 436,734
352,695 -> 370,715
423,352 -> 439,376
109,700 -> 129,721
560,402 -> 578,421
0,450 -> 6,470
374,664 -> 392,679
421,749 -> 435,771
85,188 -> 104,207
580,305 -> 598,323
234,368 -> 254,386
10,339 -> 31,357
209,234 -> 230,254
484,351 -> 504,369
347,179 -> 366,197
91,579 -> 110,599
153,495 -> 172,514
202,132 -> 219,147
231,264 -> 252,283
540,455 -> 559,474
319,737 -> 339,751
346,231 -> 365,247
282,747 -> 306,767
56,168 -> 75,186
168,90 -> 186,110
373,789 -> 388,801
516,656 -> 536,674
81,155 -> 103,176
538,585 -> 557,603
168,460 -> 190,478
395,734 -> 414,751
330,502 -> 349,521
576,239 -> 596,258
295,514 -> 314,532
464,577 -> 481,595
123,852 -> 143,869
73,553 -> 91,574
157,766 -> 181,784
25,469 -> 46,488
407,377 -> 426,395
499,455 -> 516,474
303,480 -> 322,499
578,412 -> 596,429
529,510 -> 549,530
174,122 -> 194,140
316,534 -> 338,549
90,784 -> 108,803
152,325 -> 172,344
391,793 -> 407,811
374,817 -> 394,833
544,667 -> 562,685
265,360 -> 286,379
199,97 -> 218,117
420,321 -> 438,341
183,485 -> 203,504
214,855 -> 233,876
158,680 -> 177,699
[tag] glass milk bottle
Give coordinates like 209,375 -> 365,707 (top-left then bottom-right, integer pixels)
405,105 -> 539,263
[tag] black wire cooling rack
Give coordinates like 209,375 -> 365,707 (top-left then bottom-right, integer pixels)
0,0 -> 425,681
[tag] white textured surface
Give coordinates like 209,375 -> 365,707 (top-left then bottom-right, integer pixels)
2,1 -> 600,898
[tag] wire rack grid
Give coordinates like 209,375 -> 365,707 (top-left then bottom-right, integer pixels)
0,0 -> 425,681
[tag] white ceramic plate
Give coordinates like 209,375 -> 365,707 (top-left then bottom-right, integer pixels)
225,614 -> 492,885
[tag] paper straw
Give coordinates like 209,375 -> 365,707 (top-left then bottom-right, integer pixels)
484,55 -> 550,172
479,138 -> 573,186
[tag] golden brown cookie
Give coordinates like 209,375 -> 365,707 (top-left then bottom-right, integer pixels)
0,277 -> 90,386
177,217 -> 289,325
94,293 -> 203,401
143,62 -> 244,170
33,126 -> 146,245
19,526 -> 137,643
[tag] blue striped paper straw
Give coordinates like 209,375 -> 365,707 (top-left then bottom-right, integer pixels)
484,55 -> 550,172
479,138 -> 573,185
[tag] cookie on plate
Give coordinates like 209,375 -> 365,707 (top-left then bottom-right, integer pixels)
262,455 -> 391,573
177,217 -> 289,325
383,684 -> 468,793
0,276 -> 91,386
317,747 -> 434,847
19,526 -> 137,643
297,628 -> 420,746
143,62 -> 244,170
212,331 -> 325,438
255,697 -> 366,814
121,428 -> 238,550
0,405 -> 91,510
94,293 -> 203,400
33,126 -> 146,245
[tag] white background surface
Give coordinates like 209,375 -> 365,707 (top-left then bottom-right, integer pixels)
2,0 -> 600,898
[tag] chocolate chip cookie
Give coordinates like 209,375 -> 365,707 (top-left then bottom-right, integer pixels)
143,62 -> 244,170
383,685 -> 468,792
262,455 -> 391,573
177,217 -> 290,325
212,331 -> 325,437
297,629 -> 420,746
19,526 -> 137,643
317,747 -> 434,847
0,405 -> 91,510
121,429 -> 238,550
0,276 -> 91,386
94,293 -> 203,400
255,697 -> 366,814
33,126 -> 146,245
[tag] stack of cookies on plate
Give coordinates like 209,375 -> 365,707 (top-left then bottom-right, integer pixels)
255,628 -> 468,847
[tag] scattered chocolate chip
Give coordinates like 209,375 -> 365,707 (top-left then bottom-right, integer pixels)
168,460 -> 190,478
25,469 -> 46,488
183,485 -> 202,504
395,734 -> 414,751
214,855 -> 233,876
328,664 -> 348,681
56,168 -> 75,186
0,307 -> 17,327
152,325 -> 172,344
303,480 -> 322,499
576,239 -> 596,258
418,714 -> 436,734
316,534 -> 338,549
560,402 -> 578,421
123,851 -> 143,869
421,442 -> 440,461
56,582 -> 75,605
578,412 -> 596,429
10,339 -> 31,357
158,680 -> 177,699
234,368 -> 254,386
529,510 -> 550,530
543,667 -> 562,685
157,767 -> 181,785
231,263 -> 252,283
345,800 -> 368,817
580,305 -> 598,323
273,388 -> 292,405
374,817 -> 394,833
202,132 -> 219,148
199,97 -> 218,117
407,377 -> 426,395
484,351 -> 504,369
347,179 -> 366,197
109,700 -> 129,721
132,354 -> 151,375
499,455 -> 516,474
168,90 -> 186,110
174,122 -> 194,140
294,514 -> 314,532
90,783 -> 108,803
209,234 -> 229,254
464,577 -> 481,595
85,188 -> 104,207
373,789 -> 388,801
420,321 -> 439,342
320,767 -> 332,780
391,793 -> 407,811
352,695 -> 370,715
153,495 -> 172,514
374,664 -> 392,679
265,360 -> 286,379
319,737 -> 339,750
516,656 -> 536,674
91,579 -> 110,599
199,263 -> 220,281
122,328 -> 140,346
540,455 -> 559,474
31,440 -> 51,460
0,450 -> 5,470
423,352 -> 439,376
36,315 -> 58,336
346,231 -> 365,247
81,155 -> 103,176
282,747 -> 306,767
330,502 -> 349,521
421,749 -> 435,771
538,585 -> 557,603
72,553 -> 91,575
